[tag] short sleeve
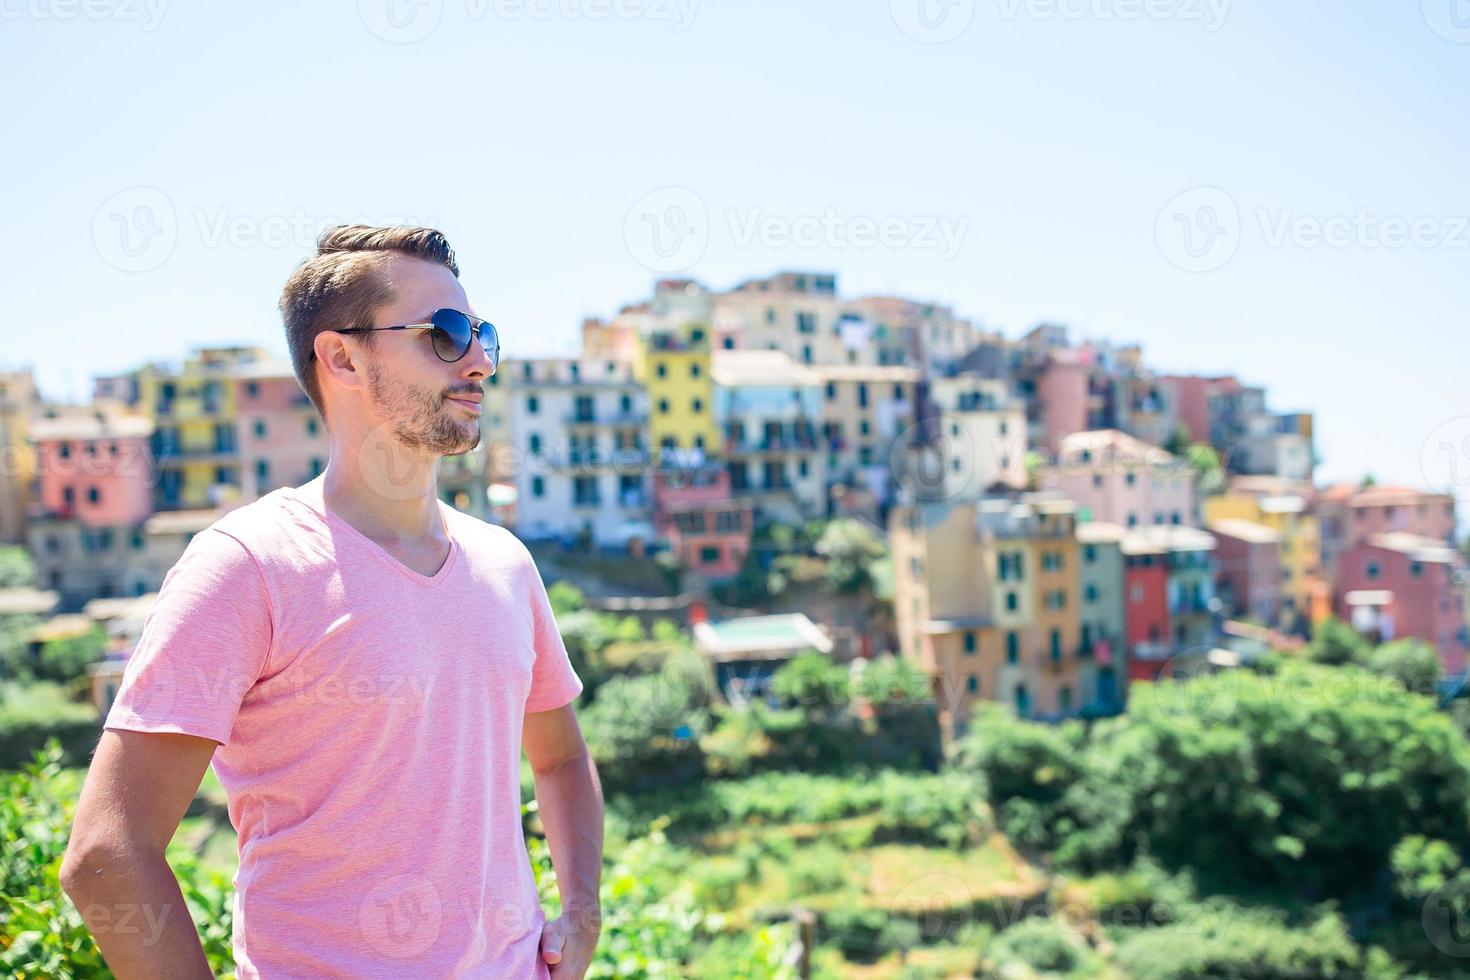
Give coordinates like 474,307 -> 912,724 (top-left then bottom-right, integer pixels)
104,528 -> 274,746
522,555 -> 584,714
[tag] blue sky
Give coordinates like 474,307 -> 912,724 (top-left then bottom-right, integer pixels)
3,0 -> 1467,507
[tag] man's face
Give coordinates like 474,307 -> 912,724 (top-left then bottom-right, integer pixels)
358,255 -> 492,457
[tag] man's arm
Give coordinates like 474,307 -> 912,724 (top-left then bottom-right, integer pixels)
523,702 -> 604,941
61,729 -> 219,980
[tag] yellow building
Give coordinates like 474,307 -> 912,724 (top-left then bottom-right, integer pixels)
0,371 -> 39,544
1203,490 -> 1322,632
135,347 -> 270,509
1027,498 -> 1082,717
635,325 -> 720,457
891,495 -> 1085,745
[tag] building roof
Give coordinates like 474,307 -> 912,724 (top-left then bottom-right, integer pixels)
1206,518 -> 1282,545
1056,428 -> 1184,470
0,587 -> 60,617
1120,524 -> 1217,555
710,350 -> 817,388
1258,495 -> 1306,515
694,612 -> 833,661
29,412 -> 153,442
808,364 -> 920,383
920,615 -> 994,633
1075,520 -> 1127,544
232,361 -> 300,381
1370,532 -> 1460,564
145,510 -> 226,536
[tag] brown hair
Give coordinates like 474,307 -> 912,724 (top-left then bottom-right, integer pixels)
278,225 -> 460,418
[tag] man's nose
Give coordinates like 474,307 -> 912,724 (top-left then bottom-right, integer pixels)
460,333 -> 495,380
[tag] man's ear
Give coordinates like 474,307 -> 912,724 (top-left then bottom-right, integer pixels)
314,332 -> 365,394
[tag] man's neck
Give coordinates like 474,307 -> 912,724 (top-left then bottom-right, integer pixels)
320,443 -> 444,543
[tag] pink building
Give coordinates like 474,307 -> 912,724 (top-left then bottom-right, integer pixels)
1157,374 -> 1239,446
653,463 -> 753,580
1336,533 -> 1468,675
1207,518 -> 1282,626
1317,483 -> 1458,583
1039,429 -> 1197,530
30,411 -> 154,527
235,367 -> 330,499
1035,351 -> 1090,453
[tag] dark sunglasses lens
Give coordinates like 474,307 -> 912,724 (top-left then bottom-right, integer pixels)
478,321 -> 500,372
430,310 -> 473,361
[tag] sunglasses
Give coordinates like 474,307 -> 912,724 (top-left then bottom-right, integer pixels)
337,309 -> 500,371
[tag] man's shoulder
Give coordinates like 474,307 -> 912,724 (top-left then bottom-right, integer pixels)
207,484 -> 324,559
443,508 -> 535,566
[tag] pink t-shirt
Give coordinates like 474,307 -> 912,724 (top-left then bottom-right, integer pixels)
104,475 -> 583,978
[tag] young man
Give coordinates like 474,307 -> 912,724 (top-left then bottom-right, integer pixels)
61,226 -> 603,978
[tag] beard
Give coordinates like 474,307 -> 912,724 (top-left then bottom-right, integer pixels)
365,359 -> 481,457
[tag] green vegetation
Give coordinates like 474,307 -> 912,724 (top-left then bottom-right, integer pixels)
5,590 -> 1470,976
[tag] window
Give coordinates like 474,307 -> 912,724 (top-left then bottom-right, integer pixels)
531,476 -> 544,498
826,382 -> 836,400
659,399 -> 670,414
1084,544 -> 1097,563
1006,591 -> 1019,611
1092,474 -> 1102,489
527,395 -> 539,415
964,631 -> 976,654
87,486 -> 100,504
63,486 -> 75,505
1126,472 -> 1136,486
310,458 -> 324,477
692,398 -> 703,414
690,363 -> 701,378
656,362 -> 668,378
700,545 -> 721,564
254,420 -> 267,439
620,393 -> 632,414
529,433 -> 541,454
967,675 -> 979,694
1050,629 -> 1061,661
1006,631 -> 1019,663
1410,561 -> 1424,578
857,383 -> 868,408
1085,584 -> 1099,603
256,459 -> 269,484
306,418 -> 319,436
1366,561 -> 1380,580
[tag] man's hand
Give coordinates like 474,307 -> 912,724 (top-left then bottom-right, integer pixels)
539,912 -> 599,978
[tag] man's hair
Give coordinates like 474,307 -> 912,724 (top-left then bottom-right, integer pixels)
278,224 -> 460,418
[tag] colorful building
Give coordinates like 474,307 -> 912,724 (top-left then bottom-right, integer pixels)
636,325 -> 720,456
652,463 -> 753,581
135,346 -> 271,509
1336,533 -> 1469,676
233,364 -> 328,499
1039,429 -> 1197,530
1203,486 -> 1321,633
1121,525 -> 1218,680
1076,521 -> 1128,712
1206,518 -> 1282,627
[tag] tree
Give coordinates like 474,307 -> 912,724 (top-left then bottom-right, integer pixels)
1307,615 -> 1369,666
813,519 -> 887,595
1368,638 -> 1442,698
0,548 -> 35,590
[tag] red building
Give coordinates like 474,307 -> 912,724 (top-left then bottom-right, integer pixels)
652,463 -> 754,580
1336,533 -> 1468,676
1123,545 -> 1170,681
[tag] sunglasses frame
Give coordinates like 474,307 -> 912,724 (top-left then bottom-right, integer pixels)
335,309 -> 501,368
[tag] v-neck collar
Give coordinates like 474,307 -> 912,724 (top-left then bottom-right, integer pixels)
295,476 -> 460,587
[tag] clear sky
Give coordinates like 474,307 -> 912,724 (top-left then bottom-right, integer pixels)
3,0 -> 1466,508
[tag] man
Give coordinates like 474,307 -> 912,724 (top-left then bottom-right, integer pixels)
61,225 -> 603,978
